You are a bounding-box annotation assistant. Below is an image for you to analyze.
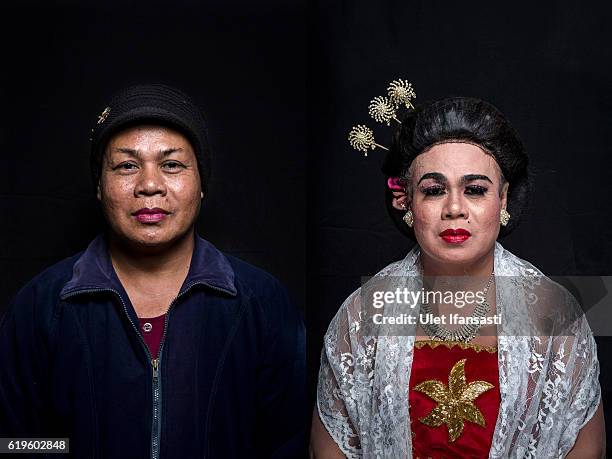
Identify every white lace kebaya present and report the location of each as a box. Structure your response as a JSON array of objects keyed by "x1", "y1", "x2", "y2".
[{"x1": 317, "y1": 241, "x2": 601, "y2": 458}]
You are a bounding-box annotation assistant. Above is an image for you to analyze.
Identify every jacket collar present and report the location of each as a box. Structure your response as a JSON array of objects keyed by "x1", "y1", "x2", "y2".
[{"x1": 60, "y1": 232, "x2": 237, "y2": 299}]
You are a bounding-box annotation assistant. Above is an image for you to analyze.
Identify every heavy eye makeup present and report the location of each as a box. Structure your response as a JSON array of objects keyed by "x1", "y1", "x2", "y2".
[{"x1": 418, "y1": 183, "x2": 489, "y2": 197}]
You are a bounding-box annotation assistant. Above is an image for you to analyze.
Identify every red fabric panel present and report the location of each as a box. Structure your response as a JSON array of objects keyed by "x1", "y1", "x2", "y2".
[{"x1": 409, "y1": 342, "x2": 500, "y2": 459}]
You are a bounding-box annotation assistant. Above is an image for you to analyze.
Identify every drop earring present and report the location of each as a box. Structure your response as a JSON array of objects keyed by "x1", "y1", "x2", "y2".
[
  {"x1": 500, "y1": 208, "x2": 510, "y2": 226},
  {"x1": 403, "y1": 210, "x2": 414, "y2": 227}
]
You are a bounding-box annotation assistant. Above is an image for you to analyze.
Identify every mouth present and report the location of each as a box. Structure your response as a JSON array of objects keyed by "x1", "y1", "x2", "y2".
[
  {"x1": 132, "y1": 207, "x2": 170, "y2": 224},
  {"x1": 439, "y1": 228, "x2": 471, "y2": 244}
]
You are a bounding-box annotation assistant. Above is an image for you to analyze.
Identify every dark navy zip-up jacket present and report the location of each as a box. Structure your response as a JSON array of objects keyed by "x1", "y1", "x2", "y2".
[{"x1": 0, "y1": 232, "x2": 306, "y2": 458}]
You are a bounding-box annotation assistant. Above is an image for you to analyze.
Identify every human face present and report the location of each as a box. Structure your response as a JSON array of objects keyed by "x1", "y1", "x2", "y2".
[
  {"x1": 398, "y1": 142, "x2": 509, "y2": 266},
  {"x1": 97, "y1": 125, "x2": 202, "y2": 249}
]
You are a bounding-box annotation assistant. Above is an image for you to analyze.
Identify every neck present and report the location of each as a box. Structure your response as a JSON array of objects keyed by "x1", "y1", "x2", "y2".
[
  {"x1": 420, "y1": 246, "x2": 495, "y2": 279},
  {"x1": 108, "y1": 228, "x2": 195, "y2": 279}
]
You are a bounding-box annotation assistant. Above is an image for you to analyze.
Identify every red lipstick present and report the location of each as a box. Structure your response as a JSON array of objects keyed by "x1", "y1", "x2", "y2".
[
  {"x1": 132, "y1": 207, "x2": 169, "y2": 224},
  {"x1": 439, "y1": 228, "x2": 471, "y2": 244}
]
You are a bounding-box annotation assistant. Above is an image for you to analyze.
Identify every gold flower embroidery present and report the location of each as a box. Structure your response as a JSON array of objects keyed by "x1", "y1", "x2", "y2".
[{"x1": 413, "y1": 358, "x2": 494, "y2": 442}]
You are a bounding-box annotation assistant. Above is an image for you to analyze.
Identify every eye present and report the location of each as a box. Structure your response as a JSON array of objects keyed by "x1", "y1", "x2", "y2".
[
  {"x1": 465, "y1": 185, "x2": 488, "y2": 195},
  {"x1": 421, "y1": 186, "x2": 445, "y2": 196},
  {"x1": 162, "y1": 161, "x2": 185, "y2": 171},
  {"x1": 114, "y1": 162, "x2": 138, "y2": 171}
]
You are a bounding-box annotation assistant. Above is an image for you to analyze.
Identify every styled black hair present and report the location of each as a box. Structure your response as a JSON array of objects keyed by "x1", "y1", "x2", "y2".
[{"x1": 381, "y1": 97, "x2": 530, "y2": 240}]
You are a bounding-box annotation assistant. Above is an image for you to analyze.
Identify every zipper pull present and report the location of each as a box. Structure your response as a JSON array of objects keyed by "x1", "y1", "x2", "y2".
[{"x1": 152, "y1": 358, "x2": 158, "y2": 380}]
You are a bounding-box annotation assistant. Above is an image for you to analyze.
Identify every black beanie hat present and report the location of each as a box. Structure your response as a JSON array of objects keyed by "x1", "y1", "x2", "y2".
[{"x1": 90, "y1": 84, "x2": 211, "y2": 195}]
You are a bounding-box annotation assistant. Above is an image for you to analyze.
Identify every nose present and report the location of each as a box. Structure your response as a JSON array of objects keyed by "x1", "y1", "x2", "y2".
[
  {"x1": 442, "y1": 189, "x2": 468, "y2": 221},
  {"x1": 134, "y1": 163, "x2": 166, "y2": 197}
]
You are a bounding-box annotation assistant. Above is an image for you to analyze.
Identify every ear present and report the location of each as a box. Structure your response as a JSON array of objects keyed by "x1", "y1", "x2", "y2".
[
  {"x1": 387, "y1": 177, "x2": 409, "y2": 211},
  {"x1": 500, "y1": 181, "x2": 509, "y2": 209},
  {"x1": 200, "y1": 191, "x2": 204, "y2": 199},
  {"x1": 391, "y1": 191, "x2": 409, "y2": 211},
  {"x1": 96, "y1": 182, "x2": 102, "y2": 201}
]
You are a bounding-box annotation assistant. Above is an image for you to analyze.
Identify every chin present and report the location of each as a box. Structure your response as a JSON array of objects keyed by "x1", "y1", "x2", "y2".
[
  {"x1": 118, "y1": 226, "x2": 184, "y2": 249},
  {"x1": 435, "y1": 250, "x2": 472, "y2": 264},
  {"x1": 145, "y1": 229, "x2": 187, "y2": 245},
  {"x1": 439, "y1": 242, "x2": 495, "y2": 264},
  {"x1": 136, "y1": 236, "x2": 171, "y2": 247},
  {"x1": 420, "y1": 240, "x2": 474, "y2": 264}
]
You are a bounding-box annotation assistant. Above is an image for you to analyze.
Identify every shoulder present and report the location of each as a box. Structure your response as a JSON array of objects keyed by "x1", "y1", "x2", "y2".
[
  {"x1": 223, "y1": 253, "x2": 304, "y2": 346},
  {"x1": 496, "y1": 241, "x2": 576, "y2": 300},
  {"x1": 495, "y1": 241, "x2": 570, "y2": 300},
  {"x1": 323, "y1": 256, "x2": 413, "y2": 343},
  {"x1": 2, "y1": 251, "x2": 83, "y2": 328},
  {"x1": 222, "y1": 254, "x2": 302, "y2": 328},
  {"x1": 495, "y1": 242, "x2": 595, "y2": 341},
  {"x1": 494, "y1": 241, "x2": 546, "y2": 275},
  {"x1": 10, "y1": 252, "x2": 82, "y2": 305},
  {"x1": 331, "y1": 250, "x2": 420, "y2": 322},
  {"x1": 224, "y1": 254, "x2": 287, "y2": 299},
  {"x1": 193, "y1": 234, "x2": 292, "y2": 306}
]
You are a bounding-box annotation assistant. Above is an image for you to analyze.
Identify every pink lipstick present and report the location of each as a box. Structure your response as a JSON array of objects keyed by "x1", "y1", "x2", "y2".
[{"x1": 132, "y1": 207, "x2": 169, "y2": 224}]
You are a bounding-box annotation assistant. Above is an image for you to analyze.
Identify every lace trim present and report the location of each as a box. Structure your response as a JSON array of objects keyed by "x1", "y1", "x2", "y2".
[
  {"x1": 414, "y1": 339, "x2": 497, "y2": 354},
  {"x1": 316, "y1": 241, "x2": 601, "y2": 457}
]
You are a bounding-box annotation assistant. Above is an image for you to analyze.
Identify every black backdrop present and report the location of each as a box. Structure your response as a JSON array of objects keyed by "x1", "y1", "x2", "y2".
[
  {"x1": 0, "y1": 0, "x2": 306, "y2": 313},
  {"x1": 2, "y1": 0, "x2": 612, "y2": 452},
  {"x1": 307, "y1": 0, "x2": 612, "y2": 449}
]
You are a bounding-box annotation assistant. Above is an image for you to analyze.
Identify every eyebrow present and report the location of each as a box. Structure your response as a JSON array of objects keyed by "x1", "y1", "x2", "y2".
[
  {"x1": 417, "y1": 172, "x2": 493, "y2": 185},
  {"x1": 112, "y1": 147, "x2": 183, "y2": 159}
]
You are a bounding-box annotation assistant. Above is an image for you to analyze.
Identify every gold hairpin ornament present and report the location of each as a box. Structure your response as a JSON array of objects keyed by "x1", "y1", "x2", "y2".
[
  {"x1": 348, "y1": 78, "x2": 416, "y2": 157},
  {"x1": 348, "y1": 125, "x2": 388, "y2": 156},
  {"x1": 387, "y1": 79, "x2": 416, "y2": 109},
  {"x1": 368, "y1": 96, "x2": 400, "y2": 125}
]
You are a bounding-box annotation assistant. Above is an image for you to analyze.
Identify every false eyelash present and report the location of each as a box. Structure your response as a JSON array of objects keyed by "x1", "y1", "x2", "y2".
[
  {"x1": 421, "y1": 186, "x2": 445, "y2": 196},
  {"x1": 420, "y1": 185, "x2": 489, "y2": 196},
  {"x1": 162, "y1": 161, "x2": 185, "y2": 168},
  {"x1": 465, "y1": 185, "x2": 488, "y2": 195}
]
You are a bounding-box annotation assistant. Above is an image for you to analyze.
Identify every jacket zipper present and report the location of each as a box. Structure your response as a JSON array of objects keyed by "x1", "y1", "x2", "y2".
[
  {"x1": 62, "y1": 281, "x2": 233, "y2": 459},
  {"x1": 151, "y1": 357, "x2": 160, "y2": 459},
  {"x1": 63, "y1": 288, "x2": 157, "y2": 457},
  {"x1": 150, "y1": 282, "x2": 204, "y2": 459}
]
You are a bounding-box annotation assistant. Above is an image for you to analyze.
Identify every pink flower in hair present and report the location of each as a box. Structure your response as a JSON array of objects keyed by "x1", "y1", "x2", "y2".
[{"x1": 387, "y1": 177, "x2": 405, "y2": 191}]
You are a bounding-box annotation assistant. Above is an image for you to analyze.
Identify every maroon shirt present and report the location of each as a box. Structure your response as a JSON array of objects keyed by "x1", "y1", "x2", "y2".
[{"x1": 138, "y1": 313, "x2": 167, "y2": 359}]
